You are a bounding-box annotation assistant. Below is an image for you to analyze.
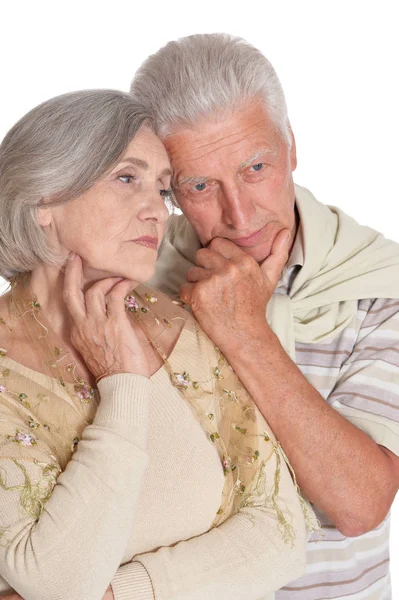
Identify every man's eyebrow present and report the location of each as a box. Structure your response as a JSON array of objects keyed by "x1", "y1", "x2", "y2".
[
  {"x1": 175, "y1": 175, "x2": 208, "y2": 188},
  {"x1": 116, "y1": 157, "x2": 172, "y2": 179},
  {"x1": 239, "y1": 148, "x2": 273, "y2": 169},
  {"x1": 175, "y1": 148, "x2": 272, "y2": 187}
]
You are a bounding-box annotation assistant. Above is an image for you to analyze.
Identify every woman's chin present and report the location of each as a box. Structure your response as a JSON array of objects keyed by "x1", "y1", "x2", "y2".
[{"x1": 80, "y1": 263, "x2": 156, "y2": 286}]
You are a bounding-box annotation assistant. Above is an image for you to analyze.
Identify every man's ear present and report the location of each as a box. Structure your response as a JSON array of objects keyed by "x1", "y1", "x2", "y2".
[
  {"x1": 37, "y1": 206, "x2": 52, "y2": 227},
  {"x1": 288, "y1": 125, "x2": 297, "y2": 172}
]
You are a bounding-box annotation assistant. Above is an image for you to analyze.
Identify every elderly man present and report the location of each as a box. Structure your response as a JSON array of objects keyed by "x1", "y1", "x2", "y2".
[{"x1": 131, "y1": 34, "x2": 399, "y2": 599}]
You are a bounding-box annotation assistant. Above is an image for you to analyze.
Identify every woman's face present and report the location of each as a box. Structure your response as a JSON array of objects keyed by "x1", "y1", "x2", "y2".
[{"x1": 42, "y1": 127, "x2": 171, "y2": 284}]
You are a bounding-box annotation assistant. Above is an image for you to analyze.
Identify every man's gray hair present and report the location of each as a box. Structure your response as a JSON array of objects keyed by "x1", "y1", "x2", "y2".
[
  {"x1": 0, "y1": 90, "x2": 150, "y2": 280},
  {"x1": 130, "y1": 33, "x2": 290, "y2": 143}
]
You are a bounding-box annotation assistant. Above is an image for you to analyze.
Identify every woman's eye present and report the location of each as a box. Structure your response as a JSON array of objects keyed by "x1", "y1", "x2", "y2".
[
  {"x1": 193, "y1": 182, "x2": 207, "y2": 192},
  {"x1": 250, "y1": 163, "x2": 264, "y2": 172},
  {"x1": 118, "y1": 175, "x2": 135, "y2": 184},
  {"x1": 160, "y1": 188, "x2": 173, "y2": 199}
]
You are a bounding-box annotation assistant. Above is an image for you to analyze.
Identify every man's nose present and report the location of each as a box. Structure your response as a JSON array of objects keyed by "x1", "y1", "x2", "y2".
[{"x1": 220, "y1": 184, "x2": 256, "y2": 230}]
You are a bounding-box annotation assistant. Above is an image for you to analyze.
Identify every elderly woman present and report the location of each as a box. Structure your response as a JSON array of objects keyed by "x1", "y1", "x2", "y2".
[{"x1": 0, "y1": 90, "x2": 312, "y2": 600}]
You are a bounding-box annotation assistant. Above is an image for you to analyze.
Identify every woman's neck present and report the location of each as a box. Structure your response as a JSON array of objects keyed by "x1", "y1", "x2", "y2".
[
  {"x1": 28, "y1": 264, "x2": 138, "y2": 341},
  {"x1": 29, "y1": 265, "x2": 77, "y2": 341}
]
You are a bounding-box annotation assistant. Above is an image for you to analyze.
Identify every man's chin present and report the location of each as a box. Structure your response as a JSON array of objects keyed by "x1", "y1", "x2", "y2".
[{"x1": 236, "y1": 241, "x2": 273, "y2": 264}]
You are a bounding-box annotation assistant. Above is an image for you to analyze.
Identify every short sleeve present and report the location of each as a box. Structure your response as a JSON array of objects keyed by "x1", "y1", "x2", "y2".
[{"x1": 328, "y1": 298, "x2": 399, "y2": 455}]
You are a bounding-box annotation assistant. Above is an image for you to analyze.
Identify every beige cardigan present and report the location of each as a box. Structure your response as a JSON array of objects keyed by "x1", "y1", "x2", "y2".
[{"x1": 0, "y1": 312, "x2": 308, "y2": 600}]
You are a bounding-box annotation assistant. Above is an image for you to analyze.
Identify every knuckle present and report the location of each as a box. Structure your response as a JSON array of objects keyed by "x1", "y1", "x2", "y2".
[
  {"x1": 241, "y1": 254, "x2": 255, "y2": 269},
  {"x1": 226, "y1": 262, "x2": 240, "y2": 278},
  {"x1": 209, "y1": 237, "x2": 221, "y2": 250}
]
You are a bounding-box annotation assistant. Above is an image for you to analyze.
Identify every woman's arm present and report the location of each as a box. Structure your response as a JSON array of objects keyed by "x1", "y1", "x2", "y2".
[
  {"x1": 0, "y1": 263, "x2": 157, "y2": 600},
  {"x1": 0, "y1": 373, "x2": 151, "y2": 600},
  {"x1": 111, "y1": 442, "x2": 310, "y2": 600}
]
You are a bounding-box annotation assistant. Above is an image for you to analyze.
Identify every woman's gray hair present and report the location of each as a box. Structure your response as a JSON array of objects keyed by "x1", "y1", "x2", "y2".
[
  {"x1": 130, "y1": 33, "x2": 291, "y2": 143},
  {"x1": 0, "y1": 90, "x2": 150, "y2": 280}
]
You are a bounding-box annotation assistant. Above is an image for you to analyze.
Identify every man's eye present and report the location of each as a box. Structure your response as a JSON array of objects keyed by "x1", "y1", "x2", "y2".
[
  {"x1": 250, "y1": 163, "x2": 264, "y2": 172},
  {"x1": 193, "y1": 182, "x2": 207, "y2": 191}
]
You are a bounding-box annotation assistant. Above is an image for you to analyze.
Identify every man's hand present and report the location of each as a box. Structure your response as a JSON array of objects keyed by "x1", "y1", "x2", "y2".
[{"x1": 180, "y1": 229, "x2": 291, "y2": 353}]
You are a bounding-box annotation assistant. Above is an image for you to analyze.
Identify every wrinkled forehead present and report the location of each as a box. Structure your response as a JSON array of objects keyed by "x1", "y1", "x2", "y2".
[{"x1": 163, "y1": 104, "x2": 286, "y2": 179}]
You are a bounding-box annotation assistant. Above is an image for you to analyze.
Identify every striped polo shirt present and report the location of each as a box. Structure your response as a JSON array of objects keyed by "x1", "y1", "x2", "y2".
[{"x1": 275, "y1": 237, "x2": 399, "y2": 600}]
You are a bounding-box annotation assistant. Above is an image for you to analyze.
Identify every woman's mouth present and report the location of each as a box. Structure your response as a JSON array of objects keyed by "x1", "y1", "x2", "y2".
[{"x1": 131, "y1": 236, "x2": 158, "y2": 250}]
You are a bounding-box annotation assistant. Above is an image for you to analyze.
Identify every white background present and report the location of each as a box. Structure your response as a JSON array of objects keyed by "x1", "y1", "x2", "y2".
[{"x1": 1, "y1": 0, "x2": 398, "y2": 595}]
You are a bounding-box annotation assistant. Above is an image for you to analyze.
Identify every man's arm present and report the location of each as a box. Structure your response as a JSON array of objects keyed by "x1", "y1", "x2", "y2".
[
  {"x1": 180, "y1": 235, "x2": 399, "y2": 536},
  {"x1": 225, "y1": 321, "x2": 399, "y2": 536}
]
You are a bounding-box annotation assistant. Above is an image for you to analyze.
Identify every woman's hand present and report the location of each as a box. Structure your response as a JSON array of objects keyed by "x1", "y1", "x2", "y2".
[{"x1": 63, "y1": 254, "x2": 151, "y2": 378}]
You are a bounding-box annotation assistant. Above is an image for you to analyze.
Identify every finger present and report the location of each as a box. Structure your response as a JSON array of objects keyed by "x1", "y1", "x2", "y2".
[
  {"x1": 85, "y1": 277, "x2": 124, "y2": 317},
  {"x1": 179, "y1": 282, "x2": 194, "y2": 305},
  {"x1": 208, "y1": 237, "x2": 247, "y2": 260},
  {"x1": 187, "y1": 266, "x2": 213, "y2": 283},
  {"x1": 63, "y1": 254, "x2": 86, "y2": 322},
  {"x1": 106, "y1": 279, "x2": 136, "y2": 318},
  {"x1": 195, "y1": 247, "x2": 226, "y2": 269},
  {"x1": 260, "y1": 229, "x2": 291, "y2": 286}
]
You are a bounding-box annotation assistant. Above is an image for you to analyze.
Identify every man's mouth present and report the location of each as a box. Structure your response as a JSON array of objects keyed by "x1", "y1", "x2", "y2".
[{"x1": 232, "y1": 223, "x2": 268, "y2": 247}]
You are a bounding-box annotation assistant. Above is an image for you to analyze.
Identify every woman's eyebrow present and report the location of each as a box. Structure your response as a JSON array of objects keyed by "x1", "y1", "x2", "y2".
[
  {"x1": 116, "y1": 157, "x2": 172, "y2": 178},
  {"x1": 118, "y1": 157, "x2": 149, "y2": 170}
]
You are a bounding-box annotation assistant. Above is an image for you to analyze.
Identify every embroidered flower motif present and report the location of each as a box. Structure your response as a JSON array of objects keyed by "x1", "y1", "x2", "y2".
[
  {"x1": 124, "y1": 295, "x2": 139, "y2": 312},
  {"x1": 172, "y1": 372, "x2": 190, "y2": 389},
  {"x1": 233, "y1": 425, "x2": 247, "y2": 435},
  {"x1": 0, "y1": 348, "x2": 7, "y2": 356},
  {"x1": 210, "y1": 432, "x2": 220, "y2": 443},
  {"x1": 214, "y1": 367, "x2": 223, "y2": 379},
  {"x1": 7, "y1": 430, "x2": 37, "y2": 446},
  {"x1": 223, "y1": 388, "x2": 238, "y2": 401},
  {"x1": 17, "y1": 392, "x2": 30, "y2": 408},
  {"x1": 74, "y1": 383, "x2": 94, "y2": 403},
  {"x1": 144, "y1": 293, "x2": 158, "y2": 304},
  {"x1": 28, "y1": 417, "x2": 40, "y2": 430},
  {"x1": 222, "y1": 456, "x2": 230, "y2": 476},
  {"x1": 0, "y1": 384, "x2": 7, "y2": 393}
]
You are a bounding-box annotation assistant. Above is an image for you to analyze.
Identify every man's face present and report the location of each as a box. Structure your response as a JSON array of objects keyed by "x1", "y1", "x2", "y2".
[{"x1": 164, "y1": 101, "x2": 297, "y2": 263}]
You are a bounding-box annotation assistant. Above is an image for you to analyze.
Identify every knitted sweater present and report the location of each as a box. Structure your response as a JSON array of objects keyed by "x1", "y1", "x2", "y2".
[{"x1": 0, "y1": 314, "x2": 308, "y2": 600}]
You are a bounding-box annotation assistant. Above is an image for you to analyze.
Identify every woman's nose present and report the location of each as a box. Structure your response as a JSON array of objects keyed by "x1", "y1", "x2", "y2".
[{"x1": 138, "y1": 189, "x2": 170, "y2": 223}]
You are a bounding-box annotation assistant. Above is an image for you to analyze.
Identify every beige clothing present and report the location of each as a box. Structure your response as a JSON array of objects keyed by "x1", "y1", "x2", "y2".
[{"x1": 0, "y1": 311, "x2": 308, "y2": 600}]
